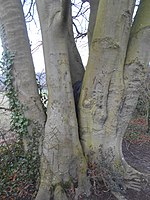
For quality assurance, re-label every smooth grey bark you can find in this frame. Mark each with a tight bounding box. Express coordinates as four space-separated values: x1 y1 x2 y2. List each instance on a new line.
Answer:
0 0 46 151
67 4 85 85
36 0 91 199
88 0 100 47
79 0 150 199
79 0 137 157
0 0 150 200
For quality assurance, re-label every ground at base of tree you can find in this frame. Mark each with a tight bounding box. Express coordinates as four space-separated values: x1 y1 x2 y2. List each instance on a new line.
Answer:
122 139 150 200
88 136 150 200
1 130 150 200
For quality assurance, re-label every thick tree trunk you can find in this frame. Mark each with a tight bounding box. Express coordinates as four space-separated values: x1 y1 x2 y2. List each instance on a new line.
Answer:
79 0 150 199
1 0 150 199
0 0 46 151
79 0 136 157
36 0 90 199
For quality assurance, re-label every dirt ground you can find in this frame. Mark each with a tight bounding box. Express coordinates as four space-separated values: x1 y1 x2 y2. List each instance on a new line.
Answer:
123 139 150 200
90 137 150 200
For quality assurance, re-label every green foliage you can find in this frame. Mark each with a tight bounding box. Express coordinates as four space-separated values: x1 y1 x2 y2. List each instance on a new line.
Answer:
0 49 40 199
0 141 38 199
0 50 29 137
36 77 48 113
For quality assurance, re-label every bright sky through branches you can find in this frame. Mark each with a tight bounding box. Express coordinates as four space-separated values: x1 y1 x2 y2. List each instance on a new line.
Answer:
0 0 89 73
0 0 141 73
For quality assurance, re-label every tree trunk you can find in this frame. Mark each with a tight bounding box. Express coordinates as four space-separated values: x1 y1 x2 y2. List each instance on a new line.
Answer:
0 0 46 151
79 0 150 198
67 4 85 85
88 0 100 47
36 0 91 199
1 0 150 199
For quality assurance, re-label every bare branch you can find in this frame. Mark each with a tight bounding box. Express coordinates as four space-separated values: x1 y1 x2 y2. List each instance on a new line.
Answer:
0 106 11 111
73 21 87 39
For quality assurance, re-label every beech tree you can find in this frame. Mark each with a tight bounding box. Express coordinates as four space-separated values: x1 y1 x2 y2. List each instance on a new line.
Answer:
0 0 150 199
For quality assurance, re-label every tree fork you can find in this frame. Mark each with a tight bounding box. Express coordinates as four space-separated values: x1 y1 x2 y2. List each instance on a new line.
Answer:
36 0 91 199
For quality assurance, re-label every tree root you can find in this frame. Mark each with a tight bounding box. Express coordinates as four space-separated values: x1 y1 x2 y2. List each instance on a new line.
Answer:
96 145 150 200
123 159 150 191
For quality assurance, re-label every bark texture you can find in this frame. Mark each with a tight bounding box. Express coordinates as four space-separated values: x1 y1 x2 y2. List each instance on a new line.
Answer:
88 0 100 47
79 0 150 198
0 0 46 151
36 0 90 199
67 4 85 85
0 0 150 199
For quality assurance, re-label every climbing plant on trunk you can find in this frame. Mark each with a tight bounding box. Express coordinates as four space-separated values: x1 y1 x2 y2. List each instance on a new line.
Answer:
0 0 150 199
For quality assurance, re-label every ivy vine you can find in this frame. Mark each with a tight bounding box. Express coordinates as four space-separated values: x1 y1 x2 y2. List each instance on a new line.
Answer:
0 23 44 198
0 49 41 199
0 50 29 137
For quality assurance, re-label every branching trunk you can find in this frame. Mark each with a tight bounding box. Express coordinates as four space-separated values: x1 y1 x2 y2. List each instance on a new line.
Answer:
1 0 150 199
79 0 150 199
79 0 136 158
36 0 90 199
